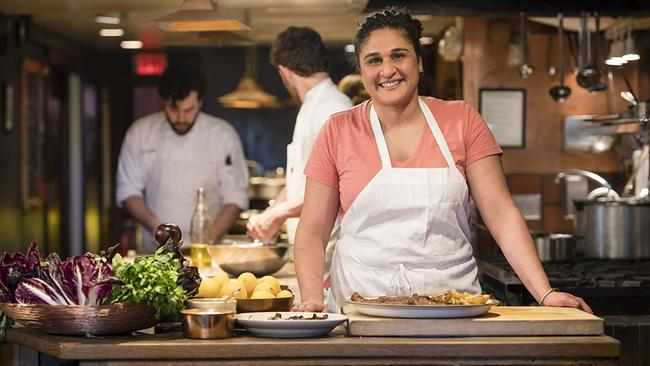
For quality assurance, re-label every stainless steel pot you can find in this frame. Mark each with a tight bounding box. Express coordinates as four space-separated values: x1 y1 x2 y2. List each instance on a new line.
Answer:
574 198 650 259
532 231 575 262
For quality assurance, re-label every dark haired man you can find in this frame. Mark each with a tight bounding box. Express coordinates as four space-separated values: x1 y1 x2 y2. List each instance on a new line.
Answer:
247 26 352 249
117 63 248 252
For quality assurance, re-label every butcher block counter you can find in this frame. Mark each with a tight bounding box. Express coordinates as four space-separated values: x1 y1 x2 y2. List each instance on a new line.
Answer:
8 326 619 366
4 262 619 365
7 315 620 366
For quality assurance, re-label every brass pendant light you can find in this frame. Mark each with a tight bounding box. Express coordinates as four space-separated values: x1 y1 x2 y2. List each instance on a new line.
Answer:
152 0 250 32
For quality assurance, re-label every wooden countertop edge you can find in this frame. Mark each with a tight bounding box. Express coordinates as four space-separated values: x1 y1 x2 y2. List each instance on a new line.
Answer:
7 328 620 360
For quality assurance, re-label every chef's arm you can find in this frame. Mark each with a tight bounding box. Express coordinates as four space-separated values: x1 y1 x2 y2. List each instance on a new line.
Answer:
293 178 340 311
247 187 303 242
467 156 591 312
123 196 160 232
210 203 241 242
267 186 303 220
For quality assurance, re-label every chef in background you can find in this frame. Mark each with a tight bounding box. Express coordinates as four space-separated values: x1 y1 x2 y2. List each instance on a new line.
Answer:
116 63 248 252
247 26 352 256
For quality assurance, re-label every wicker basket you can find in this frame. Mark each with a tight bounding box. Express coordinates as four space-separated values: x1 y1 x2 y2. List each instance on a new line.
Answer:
0 302 157 335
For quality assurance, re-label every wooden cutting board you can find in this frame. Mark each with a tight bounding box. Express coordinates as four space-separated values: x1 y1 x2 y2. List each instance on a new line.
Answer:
344 306 603 337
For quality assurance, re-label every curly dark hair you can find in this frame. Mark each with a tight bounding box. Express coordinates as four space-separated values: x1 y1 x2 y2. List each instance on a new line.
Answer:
158 63 207 103
270 26 329 76
352 7 423 71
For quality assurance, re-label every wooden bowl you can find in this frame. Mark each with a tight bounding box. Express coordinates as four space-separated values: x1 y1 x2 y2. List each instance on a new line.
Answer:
235 286 294 313
0 302 157 335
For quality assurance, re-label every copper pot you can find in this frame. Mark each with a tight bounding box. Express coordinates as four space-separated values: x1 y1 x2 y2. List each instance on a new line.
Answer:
180 309 235 339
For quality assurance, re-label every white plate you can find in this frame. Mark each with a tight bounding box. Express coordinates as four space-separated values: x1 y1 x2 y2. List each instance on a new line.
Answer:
347 299 499 318
236 312 348 338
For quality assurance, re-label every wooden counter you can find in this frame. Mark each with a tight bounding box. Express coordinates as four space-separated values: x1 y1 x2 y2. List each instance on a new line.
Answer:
8 326 619 366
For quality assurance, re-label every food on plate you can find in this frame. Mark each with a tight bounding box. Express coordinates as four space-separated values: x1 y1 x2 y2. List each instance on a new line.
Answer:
268 313 329 320
350 289 491 306
196 276 224 298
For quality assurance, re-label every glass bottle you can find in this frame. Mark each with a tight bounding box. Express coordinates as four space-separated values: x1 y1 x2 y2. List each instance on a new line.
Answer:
189 187 213 268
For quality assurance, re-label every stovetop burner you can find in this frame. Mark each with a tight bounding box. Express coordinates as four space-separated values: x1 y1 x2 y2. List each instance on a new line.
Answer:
479 257 650 315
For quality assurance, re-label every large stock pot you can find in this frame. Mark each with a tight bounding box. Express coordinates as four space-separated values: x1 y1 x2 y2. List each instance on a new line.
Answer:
574 197 650 259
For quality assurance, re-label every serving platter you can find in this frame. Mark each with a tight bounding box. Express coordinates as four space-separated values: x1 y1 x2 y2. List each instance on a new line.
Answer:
346 299 499 318
236 312 348 338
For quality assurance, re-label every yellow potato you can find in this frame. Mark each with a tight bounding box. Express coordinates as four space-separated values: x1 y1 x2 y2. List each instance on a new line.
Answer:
213 273 230 287
197 276 224 298
250 291 275 299
259 275 281 294
237 272 258 295
276 290 293 298
252 282 275 295
219 279 248 299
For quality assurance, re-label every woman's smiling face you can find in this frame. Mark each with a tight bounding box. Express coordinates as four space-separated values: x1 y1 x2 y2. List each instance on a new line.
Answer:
359 28 422 108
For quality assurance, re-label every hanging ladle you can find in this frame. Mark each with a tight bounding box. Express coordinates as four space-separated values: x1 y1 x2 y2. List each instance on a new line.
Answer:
518 12 534 79
587 12 607 93
549 13 571 102
545 33 557 76
576 12 600 89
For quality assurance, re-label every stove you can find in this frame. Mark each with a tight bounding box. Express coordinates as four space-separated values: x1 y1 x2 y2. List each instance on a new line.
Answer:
479 257 650 315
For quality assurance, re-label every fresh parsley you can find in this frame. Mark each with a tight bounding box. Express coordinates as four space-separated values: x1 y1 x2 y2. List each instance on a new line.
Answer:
110 247 187 320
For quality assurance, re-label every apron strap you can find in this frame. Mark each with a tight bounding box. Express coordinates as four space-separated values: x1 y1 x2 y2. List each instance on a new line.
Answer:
369 98 457 169
369 104 392 169
418 98 456 169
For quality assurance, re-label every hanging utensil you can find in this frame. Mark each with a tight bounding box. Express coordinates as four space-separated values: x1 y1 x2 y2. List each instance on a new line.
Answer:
545 33 557 76
621 91 638 106
518 12 534 79
587 12 607 93
549 13 571 103
576 12 600 89
567 33 580 75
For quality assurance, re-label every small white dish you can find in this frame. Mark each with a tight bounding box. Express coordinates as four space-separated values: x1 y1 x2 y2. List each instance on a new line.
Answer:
236 312 348 338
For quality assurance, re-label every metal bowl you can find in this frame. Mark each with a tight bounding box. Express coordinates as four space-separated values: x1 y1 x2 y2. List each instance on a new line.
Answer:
207 240 290 277
186 298 237 312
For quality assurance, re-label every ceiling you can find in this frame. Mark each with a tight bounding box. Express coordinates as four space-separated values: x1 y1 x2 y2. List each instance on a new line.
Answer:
0 0 455 51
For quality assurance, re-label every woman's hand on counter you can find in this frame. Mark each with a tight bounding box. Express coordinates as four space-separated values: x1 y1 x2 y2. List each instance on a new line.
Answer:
292 300 326 312
543 291 593 314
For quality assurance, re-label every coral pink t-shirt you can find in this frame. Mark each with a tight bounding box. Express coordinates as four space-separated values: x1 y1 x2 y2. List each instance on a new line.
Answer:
304 97 503 219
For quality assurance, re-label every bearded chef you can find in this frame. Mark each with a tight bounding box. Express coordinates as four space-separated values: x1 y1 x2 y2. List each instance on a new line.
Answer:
116 63 248 252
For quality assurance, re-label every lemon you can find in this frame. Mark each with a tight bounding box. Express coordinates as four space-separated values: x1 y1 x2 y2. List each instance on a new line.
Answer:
219 279 248 299
197 276 224 298
250 291 275 299
259 275 281 294
252 282 275 295
276 290 293 298
237 272 258 295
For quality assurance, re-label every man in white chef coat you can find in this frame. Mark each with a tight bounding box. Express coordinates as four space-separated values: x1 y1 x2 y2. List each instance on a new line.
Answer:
116 63 248 252
247 27 352 249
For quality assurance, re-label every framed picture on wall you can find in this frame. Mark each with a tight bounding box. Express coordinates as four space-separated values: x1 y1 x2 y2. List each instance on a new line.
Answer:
478 88 526 148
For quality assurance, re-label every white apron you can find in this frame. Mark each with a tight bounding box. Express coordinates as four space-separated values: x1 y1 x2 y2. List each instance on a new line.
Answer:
144 124 222 250
328 98 480 312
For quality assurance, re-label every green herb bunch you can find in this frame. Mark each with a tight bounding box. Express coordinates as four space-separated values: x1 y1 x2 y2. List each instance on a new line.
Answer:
110 247 187 319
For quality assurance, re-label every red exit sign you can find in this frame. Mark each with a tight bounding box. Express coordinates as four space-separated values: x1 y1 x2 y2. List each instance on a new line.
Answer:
135 53 167 76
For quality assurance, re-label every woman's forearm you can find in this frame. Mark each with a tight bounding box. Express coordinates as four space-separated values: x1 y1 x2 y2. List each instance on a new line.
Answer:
294 227 326 303
484 204 552 302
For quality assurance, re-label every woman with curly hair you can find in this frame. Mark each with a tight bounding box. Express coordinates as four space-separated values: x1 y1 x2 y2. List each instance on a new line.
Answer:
292 7 592 314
